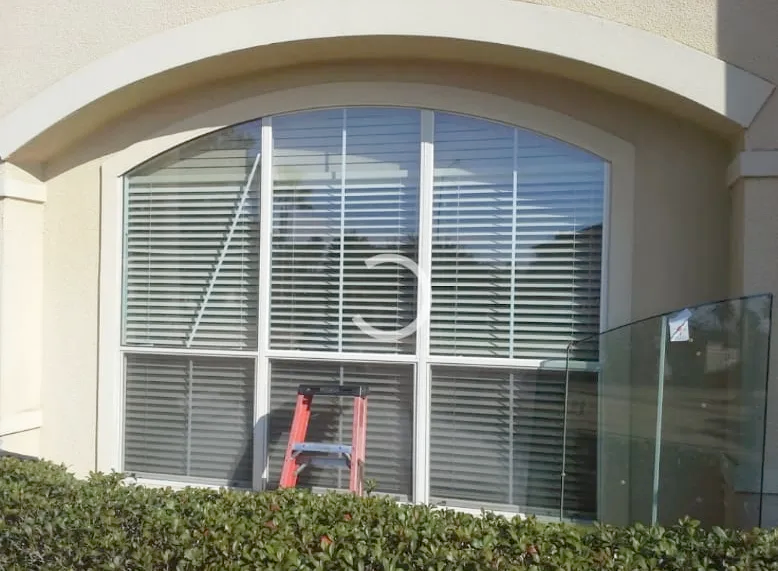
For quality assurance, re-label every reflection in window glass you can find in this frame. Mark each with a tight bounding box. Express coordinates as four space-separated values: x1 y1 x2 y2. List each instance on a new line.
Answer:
124 353 254 486
430 365 597 518
123 122 261 350
268 360 414 498
430 113 605 360
119 109 606 516
270 108 421 354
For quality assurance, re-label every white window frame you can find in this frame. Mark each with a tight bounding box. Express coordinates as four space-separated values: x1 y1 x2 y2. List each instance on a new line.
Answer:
97 82 635 514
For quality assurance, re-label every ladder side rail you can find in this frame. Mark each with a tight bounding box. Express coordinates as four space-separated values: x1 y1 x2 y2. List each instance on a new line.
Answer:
279 392 313 488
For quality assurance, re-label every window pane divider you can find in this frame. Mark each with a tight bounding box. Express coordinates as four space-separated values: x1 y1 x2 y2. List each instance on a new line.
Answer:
508 371 514 505
120 346 257 358
266 349 417 364
256 118 274 490
337 109 347 352
507 132 518 504
509 129 519 359
426 354 599 372
414 109 435 504
599 162 612 330
185 359 194 475
596 161 611 518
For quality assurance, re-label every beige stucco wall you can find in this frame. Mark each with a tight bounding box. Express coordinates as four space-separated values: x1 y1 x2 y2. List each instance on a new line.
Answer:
0 197 43 421
731 178 778 526
1 0 775 526
0 163 45 457
36 62 731 479
0 0 776 122
40 161 101 475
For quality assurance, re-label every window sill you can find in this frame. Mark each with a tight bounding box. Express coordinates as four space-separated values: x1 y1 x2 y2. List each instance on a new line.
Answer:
123 477 593 524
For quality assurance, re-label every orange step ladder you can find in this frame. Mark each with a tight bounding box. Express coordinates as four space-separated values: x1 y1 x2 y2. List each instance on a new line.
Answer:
279 384 368 495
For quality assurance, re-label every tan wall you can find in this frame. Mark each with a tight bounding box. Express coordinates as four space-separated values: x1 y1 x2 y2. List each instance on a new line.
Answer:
37 62 731 477
0 198 43 419
40 161 101 475
0 0 772 527
0 189 44 458
0 0 776 122
731 178 778 526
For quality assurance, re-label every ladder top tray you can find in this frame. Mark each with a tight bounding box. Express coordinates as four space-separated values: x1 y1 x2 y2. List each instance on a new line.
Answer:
297 384 369 397
292 442 353 455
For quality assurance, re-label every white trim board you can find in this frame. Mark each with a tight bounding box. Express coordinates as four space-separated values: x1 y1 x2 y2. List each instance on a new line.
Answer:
0 0 773 158
0 163 46 204
0 410 42 437
727 150 778 187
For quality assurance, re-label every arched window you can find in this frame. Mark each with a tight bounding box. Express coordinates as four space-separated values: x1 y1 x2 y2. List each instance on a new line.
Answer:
120 107 606 518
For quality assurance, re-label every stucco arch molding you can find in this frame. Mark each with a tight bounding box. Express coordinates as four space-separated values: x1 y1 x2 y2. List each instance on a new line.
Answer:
0 0 773 159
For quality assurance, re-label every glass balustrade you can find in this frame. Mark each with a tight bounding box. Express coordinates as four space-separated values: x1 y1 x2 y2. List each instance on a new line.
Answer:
561 294 772 529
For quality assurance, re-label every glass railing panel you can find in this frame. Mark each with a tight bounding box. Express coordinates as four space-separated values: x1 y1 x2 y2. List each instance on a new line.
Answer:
563 294 772 529
561 314 667 523
657 295 771 528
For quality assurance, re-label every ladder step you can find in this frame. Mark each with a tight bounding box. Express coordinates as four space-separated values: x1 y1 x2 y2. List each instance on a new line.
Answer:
292 442 352 455
307 456 351 469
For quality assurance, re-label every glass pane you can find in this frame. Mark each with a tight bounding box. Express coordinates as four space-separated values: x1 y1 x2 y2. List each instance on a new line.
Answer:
566 294 773 527
430 365 597 517
660 296 771 527
124 353 254 486
268 360 414 498
123 122 261 350
270 108 420 354
430 112 605 359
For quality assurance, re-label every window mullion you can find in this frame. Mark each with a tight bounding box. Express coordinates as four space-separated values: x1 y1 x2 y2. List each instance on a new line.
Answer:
596 162 612 520
599 162 612 330
186 358 194 477
508 371 514 505
120 346 257 358
255 117 274 490
508 129 518 505
337 109 347 352
414 109 435 504
510 128 518 359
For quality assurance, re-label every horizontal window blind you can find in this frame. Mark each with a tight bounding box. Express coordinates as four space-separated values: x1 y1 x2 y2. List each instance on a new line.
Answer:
267 360 414 498
123 122 261 350
430 113 605 360
124 353 254 486
117 108 607 512
430 366 597 518
270 108 420 354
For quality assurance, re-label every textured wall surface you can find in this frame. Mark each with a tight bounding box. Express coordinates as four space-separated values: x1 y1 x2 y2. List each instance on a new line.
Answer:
0 0 776 121
2 0 776 525
41 160 101 475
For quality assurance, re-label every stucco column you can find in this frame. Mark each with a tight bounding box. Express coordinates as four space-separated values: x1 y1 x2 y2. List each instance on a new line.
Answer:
0 162 44 456
729 92 778 525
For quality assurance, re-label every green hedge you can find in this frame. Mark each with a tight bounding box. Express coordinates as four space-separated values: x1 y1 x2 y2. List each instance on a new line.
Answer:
1 457 777 570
